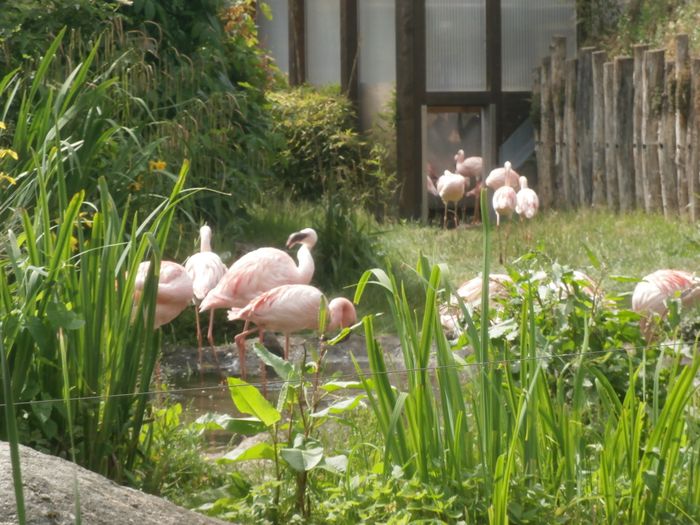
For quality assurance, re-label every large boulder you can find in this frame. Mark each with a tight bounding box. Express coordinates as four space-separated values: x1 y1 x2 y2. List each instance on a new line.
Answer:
0 441 230 525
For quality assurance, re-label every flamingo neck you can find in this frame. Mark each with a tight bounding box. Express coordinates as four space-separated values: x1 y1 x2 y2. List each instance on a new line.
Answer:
200 229 212 252
296 245 315 284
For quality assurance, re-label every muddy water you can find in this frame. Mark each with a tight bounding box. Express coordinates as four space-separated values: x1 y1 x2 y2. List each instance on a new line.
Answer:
160 333 400 421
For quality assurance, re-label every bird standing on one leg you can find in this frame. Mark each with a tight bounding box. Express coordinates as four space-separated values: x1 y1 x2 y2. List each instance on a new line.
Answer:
184 225 227 370
199 228 317 378
437 169 466 229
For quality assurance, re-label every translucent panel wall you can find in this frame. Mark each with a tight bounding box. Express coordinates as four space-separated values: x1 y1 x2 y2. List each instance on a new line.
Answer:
502 0 576 91
425 110 482 176
358 0 396 129
256 0 289 74
306 0 341 85
426 0 487 92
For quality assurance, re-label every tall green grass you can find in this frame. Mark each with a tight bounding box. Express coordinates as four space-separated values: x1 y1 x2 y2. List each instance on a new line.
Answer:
353 190 700 523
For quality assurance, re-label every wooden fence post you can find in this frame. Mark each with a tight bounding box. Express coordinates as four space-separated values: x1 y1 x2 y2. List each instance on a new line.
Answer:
633 44 649 209
592 50 607 206
551 36 567 204
576 47 595 206
660 60 678 217
604 61 618 210
689 59 700 221
642 49 664 213
615 57 635 212
539 57 555 209
675 35 690 217
564 58 578 207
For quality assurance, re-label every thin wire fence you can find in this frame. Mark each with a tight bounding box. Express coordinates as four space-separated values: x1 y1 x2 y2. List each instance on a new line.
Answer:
0 339 692 410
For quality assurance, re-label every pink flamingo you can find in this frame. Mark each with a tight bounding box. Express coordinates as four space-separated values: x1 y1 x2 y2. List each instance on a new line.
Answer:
198 228 317 377
492 181 517 264
134 260 193 329
632 269 700 337
454 150 483 180
228 284 357 363
436 169 466 228
184 225 227 368
485 161 520 191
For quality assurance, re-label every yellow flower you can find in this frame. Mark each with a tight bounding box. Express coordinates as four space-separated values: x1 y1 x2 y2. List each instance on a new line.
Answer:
0 148 19 161
0 121 6 130
0 172 17 185
148 159 167 171
128 176 144 192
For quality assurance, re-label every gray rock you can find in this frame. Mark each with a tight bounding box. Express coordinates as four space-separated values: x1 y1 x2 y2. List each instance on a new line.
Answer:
0 441 230 525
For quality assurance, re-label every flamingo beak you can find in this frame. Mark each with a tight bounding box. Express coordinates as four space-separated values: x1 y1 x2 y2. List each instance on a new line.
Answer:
286 231 307 249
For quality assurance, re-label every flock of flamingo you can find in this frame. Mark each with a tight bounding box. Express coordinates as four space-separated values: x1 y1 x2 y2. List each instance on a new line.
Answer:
130 152 699 383
133 225 356 379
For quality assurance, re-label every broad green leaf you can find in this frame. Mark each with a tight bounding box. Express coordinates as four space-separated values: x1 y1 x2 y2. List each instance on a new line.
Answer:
221 441 276 462
194 413 267 436
321 380 364 392
311 395 366 418
280 435 324 472
227 377 280 427
252 343 297 382
317 454 348 475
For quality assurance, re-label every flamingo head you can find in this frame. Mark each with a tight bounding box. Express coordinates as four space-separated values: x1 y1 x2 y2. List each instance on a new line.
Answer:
286 227 318 249
519 176 528 189
327 297 357 331
454 149 465 163
504 161 512 172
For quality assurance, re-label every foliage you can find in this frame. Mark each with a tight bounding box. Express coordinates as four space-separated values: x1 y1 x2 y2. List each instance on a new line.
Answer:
266 86 396 215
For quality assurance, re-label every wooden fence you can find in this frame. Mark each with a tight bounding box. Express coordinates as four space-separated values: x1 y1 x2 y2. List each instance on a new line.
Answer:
534 35 700 220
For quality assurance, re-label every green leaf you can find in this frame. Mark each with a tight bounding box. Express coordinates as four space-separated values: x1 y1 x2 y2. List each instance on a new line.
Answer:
311 394 366 417
227 377 281 427
222 442 276 462
280 435 324 472
318 454 348 475
194 413 267 436
320 380 364 392
252 343 297 382
46 302 85 331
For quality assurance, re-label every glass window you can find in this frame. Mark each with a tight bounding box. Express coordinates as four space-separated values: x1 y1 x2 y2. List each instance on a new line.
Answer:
426 0 487 92
256 0 290 74
358 0 396 129
502 0 576 91
306 0 341 85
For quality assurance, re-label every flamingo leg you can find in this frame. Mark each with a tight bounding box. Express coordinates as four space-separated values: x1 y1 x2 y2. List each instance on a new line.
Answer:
234 319 254 379
206 309 221 369
284 333 290 361
258 328 267 396
473 193 480 224
453 202 459 228
443 203 448 229
194 305 204 372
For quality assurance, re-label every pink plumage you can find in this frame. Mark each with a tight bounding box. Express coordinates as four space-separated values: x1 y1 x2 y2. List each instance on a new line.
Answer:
134 260 193 329
184 225 227 366
228 284 357 361
485 161 520 191
199 228 317 313
632 269 700 317
454 150 483 180
436 169 466 228
492 185 517 226
199 227 317 377
515 176 539 220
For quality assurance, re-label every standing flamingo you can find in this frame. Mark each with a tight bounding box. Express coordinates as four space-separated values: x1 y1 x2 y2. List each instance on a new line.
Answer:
228 284 357 363
134 260 193 329
454 151 483 223
516 175 539 243
436 169 466 228
492 182 517 264
199 227 317 377
184 225 227 368
632 269 700 338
